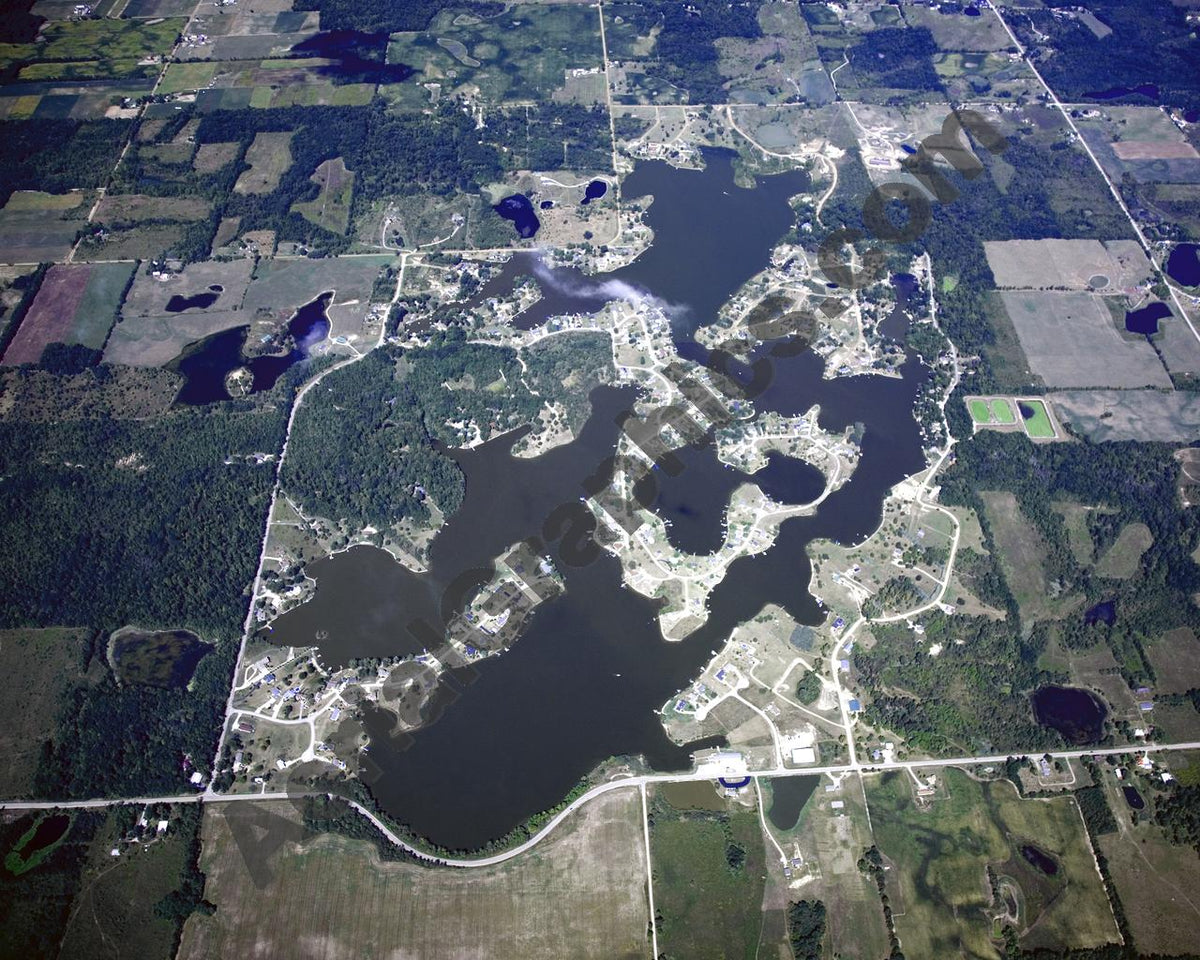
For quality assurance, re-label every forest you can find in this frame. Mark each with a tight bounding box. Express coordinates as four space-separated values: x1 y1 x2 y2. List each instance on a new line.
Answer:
0 118 134 206
292 0 501 34
787 900 827 960
847 27 941 92
1014 0 1200 112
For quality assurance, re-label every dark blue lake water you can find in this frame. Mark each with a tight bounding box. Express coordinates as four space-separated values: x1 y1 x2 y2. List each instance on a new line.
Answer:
173 292 331 405
271 150 930 849
1167 243 1200 287
1031 685 1107 744
1125 302 1172 335
494 194 540 239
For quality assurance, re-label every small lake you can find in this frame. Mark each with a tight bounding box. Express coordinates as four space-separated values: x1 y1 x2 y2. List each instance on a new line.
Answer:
173 292 331 405
493 194 540 239
1125 302 1171 335
22 814 70 856
1031 685 1108 744
767 775 819 830
165 284 223 313
1167 243 1200 287
1020 843 1059 876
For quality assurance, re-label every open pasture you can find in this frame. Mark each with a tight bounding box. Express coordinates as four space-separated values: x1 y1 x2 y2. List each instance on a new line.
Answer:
180 792 651 960
867 768 1118 958
387 3 602 108
902 5 1013 49
95 194 211 224
998 291 1171 389
234 131 294 194
0 196 85 263
983 239 1153 291
1147 627 1200 695
0 627 91 796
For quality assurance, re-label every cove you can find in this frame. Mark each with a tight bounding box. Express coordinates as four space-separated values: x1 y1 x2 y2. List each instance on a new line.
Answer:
270 151 929 849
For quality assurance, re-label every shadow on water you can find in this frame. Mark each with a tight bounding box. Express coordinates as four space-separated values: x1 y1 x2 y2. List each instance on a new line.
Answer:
271 150 931 848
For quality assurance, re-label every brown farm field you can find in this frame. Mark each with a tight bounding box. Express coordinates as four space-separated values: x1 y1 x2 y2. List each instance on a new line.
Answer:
179 790 651 960
0 262 131 365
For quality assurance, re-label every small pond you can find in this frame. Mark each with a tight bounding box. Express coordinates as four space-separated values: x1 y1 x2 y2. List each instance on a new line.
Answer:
493 194 540 238
766 775 819 831
22 814 70 857
1125 302 1172 335
1166 243 1200 287
1020 843 1059 876
1084 599 1116 626
1031 685 1108 744
1123 785 1146 810
580 179 608 204
110 627 211 688
165 284 223 313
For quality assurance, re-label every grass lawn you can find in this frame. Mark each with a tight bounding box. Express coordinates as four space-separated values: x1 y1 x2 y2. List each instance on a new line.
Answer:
968 398 991 424
988 398 1015 424
1018 399 1055 438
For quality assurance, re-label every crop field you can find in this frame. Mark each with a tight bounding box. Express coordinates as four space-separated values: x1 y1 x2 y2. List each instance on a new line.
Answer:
1075 106 1200 185
180 791 651 960
234 132 294 195
0 202 83 263
1049 389 1200 442
103 311 249 367
388 4 603 110
867 768 1118 958
1 262 133 364
1147 627 1200 694
980 491 1081 623
649 785 767 960
984 239 1153 292
95 194 211 224
0 627 91 796
998 291 1171 389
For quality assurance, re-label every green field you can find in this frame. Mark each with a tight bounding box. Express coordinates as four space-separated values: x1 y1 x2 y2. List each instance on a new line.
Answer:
649 787 766 960
968 397 1017 425
989 399 1016 424
867 768 1119 957
1018 399 1056 438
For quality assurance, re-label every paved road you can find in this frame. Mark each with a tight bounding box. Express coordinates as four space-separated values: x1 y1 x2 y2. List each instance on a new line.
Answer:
6 740 1199 867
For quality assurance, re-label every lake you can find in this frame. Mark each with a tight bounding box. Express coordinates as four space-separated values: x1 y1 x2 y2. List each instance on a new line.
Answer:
270 149 929 849
1031 685 1108 744
173 292 332 405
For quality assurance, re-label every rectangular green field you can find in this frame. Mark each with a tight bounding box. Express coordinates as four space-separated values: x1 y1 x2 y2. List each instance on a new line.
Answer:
1018 399 1055 438
968 398 990 423
73 261 136 348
